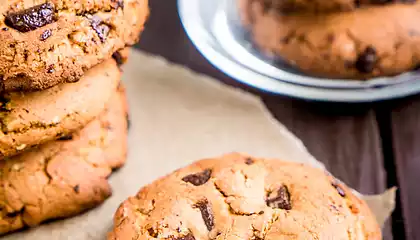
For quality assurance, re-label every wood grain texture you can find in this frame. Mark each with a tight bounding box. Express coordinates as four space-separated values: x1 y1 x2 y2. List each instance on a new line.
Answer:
135 0 393 238
391 96 420 240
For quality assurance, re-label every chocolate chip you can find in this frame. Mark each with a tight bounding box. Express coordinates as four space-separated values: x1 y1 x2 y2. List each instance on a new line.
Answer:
182 169 212 186
332 182 346 197
40 29 52 41
355 46 377 73
6 211 19 218
5 3 57 33
58 134 73 141
90 15 110 42
266 185 292 210
147 228 158 238
73 185 80 193
245 157 254 165
194 199 214 231
112 51 124 66
2 27 9 31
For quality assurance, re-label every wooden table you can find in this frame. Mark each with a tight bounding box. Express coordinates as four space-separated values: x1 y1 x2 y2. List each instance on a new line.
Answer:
135 1 419 239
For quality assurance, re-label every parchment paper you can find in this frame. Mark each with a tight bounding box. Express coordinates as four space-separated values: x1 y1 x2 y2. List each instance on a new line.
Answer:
4 50 395 240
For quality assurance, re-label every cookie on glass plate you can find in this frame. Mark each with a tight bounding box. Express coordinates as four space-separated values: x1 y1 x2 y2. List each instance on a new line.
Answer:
239 0 420 79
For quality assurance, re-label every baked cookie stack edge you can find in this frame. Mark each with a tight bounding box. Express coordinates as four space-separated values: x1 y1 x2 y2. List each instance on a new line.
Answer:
0 0 148 235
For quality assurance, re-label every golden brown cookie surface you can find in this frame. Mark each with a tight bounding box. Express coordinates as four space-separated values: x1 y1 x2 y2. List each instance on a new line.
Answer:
0 58 121 160
109 153 381 240
0 0 148 92
239 0 420 79
0 86 128 235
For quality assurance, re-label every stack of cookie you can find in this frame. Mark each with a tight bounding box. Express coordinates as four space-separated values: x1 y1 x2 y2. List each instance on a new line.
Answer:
238 0 420 79
0 0 148 235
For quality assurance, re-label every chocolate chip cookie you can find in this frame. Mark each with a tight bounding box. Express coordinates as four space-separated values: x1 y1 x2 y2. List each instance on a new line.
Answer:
109 153 381 240
0 58 121 160
239 0 420 79
250 0 416 13
0 86 128 235
0 0 148 92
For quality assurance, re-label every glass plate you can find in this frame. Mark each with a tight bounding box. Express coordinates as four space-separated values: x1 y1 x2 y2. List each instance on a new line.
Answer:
178 0 420 102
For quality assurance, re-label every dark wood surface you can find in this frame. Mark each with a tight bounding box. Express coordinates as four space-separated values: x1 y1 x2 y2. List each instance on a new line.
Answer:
135 0 417 239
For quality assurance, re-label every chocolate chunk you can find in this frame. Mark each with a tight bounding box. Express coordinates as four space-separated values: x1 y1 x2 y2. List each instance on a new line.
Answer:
182 169 212 186
112 51 124 66
245 157 254 165
6 211 20 218
40 29 52 41
5 3 57 33
355 46 377 73
266 185 292 210
332 182 346 197
90 16 110 42
147 228 158 238
58 134 73 141
194 199 214 231
73 185 80 193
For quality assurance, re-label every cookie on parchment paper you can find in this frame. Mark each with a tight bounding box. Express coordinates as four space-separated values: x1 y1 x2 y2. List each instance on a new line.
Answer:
0 86 128 235
109 153 381 240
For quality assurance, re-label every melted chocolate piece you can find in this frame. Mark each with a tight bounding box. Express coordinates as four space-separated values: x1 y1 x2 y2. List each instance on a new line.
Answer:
355 46 377 73
182 169 212 186
58 134 73 141
266 185 292 210
194 199 214 231
245 157 254 165
112 51 125 66
5 3 57 32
